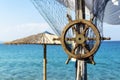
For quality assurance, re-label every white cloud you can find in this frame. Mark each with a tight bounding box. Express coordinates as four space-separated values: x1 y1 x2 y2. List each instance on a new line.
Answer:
0 23 55 41
112 0 119 6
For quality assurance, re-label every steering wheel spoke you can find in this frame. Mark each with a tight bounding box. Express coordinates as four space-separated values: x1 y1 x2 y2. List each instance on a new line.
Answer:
65 38 76 41
86 37 96 40
71 44 79 54
72 26 77 32
82 24 89 34
81 44 89 53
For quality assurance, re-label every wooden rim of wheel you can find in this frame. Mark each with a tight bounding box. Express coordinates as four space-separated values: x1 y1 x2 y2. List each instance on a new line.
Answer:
61 19 101 60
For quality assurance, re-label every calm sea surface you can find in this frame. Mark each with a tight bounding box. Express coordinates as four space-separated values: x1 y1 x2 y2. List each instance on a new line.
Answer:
0 41 120 80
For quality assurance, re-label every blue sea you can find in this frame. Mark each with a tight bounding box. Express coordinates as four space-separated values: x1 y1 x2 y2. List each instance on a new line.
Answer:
0 41 120 80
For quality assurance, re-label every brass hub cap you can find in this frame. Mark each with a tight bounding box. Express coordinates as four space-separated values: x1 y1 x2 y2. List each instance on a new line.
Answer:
76 34 85 44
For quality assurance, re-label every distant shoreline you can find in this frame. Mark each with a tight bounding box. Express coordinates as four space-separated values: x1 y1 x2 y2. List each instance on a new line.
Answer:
0 40 120 45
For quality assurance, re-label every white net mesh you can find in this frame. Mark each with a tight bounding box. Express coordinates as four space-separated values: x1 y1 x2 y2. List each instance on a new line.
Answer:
31 0 75 36
30 0 110 53
104 0 120 25
31 0 109 38
93 0 109 37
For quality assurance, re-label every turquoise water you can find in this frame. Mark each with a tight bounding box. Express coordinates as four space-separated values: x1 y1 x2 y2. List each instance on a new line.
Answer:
0 41 120 80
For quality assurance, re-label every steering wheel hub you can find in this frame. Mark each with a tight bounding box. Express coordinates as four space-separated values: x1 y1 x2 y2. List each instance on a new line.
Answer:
76 34 85 44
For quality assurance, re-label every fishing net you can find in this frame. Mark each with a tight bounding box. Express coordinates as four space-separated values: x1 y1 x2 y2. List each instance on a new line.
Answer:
93 0 109 37
31 0 75 36
30 0 110 37
87 0 109 49
104 0 120 25
31 0 110 54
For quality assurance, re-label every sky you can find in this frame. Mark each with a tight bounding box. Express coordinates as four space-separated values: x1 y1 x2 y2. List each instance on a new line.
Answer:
0 0 120 42
0 0 54 42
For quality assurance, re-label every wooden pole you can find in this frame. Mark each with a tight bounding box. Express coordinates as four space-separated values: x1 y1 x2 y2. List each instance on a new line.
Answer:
75 0 87 80
43 44 47 80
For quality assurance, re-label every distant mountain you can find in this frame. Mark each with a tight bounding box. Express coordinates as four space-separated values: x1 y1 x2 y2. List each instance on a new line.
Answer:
43 31 54 35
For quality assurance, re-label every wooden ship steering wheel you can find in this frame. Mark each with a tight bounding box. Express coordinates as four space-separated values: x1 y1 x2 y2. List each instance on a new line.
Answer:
61 19 101 60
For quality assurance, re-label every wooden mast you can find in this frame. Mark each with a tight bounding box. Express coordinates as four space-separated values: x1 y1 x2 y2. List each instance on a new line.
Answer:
75 0 87 80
